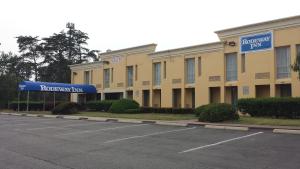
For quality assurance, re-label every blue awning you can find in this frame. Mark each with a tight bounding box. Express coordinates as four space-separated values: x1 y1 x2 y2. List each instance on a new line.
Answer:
18 81 97 93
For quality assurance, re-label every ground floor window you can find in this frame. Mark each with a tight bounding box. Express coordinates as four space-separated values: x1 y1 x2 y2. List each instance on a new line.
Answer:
209 87 221 104
276 84 292 97
255 85 270 98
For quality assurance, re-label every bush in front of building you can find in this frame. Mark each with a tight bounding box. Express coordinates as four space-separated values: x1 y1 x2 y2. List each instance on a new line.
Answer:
195 103 239 122
139 107 195 114
86 100 116 112
237 97 300 119
108 99 140 113
9 101 61 111
52 102 81 115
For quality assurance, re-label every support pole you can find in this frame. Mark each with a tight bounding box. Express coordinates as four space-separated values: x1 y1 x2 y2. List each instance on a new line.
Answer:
26 91 29 112
17 91 20 112
53 92 56 109
43 93 46 111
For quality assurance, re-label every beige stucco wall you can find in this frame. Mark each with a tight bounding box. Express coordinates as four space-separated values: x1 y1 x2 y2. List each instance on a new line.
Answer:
70 16 300 108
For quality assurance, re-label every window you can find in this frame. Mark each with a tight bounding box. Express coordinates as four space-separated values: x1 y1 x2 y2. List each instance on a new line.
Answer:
127 66 133 87
153 62 161 86
198 57 202 76
104 69 110 88
226 53 238 81
135 65 138 81
276 46 291 79
185 58 195 84
84 71 90 84
111 68 113 83
297 44 300 57
241 53 245 73
163 61 166 79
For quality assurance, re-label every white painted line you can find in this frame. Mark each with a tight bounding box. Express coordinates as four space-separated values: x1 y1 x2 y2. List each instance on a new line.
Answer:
0 123 29 127
273 129 300 135
104 127 197 144
56 123 149 136
179 132 263 154
23 122 108 131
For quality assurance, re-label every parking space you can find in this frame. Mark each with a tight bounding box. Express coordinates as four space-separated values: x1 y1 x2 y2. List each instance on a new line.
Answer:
0 114 299 169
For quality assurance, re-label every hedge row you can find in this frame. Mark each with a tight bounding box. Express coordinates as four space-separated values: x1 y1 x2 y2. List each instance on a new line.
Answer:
9 101 61 111
139 107 195 114
237 97 300 119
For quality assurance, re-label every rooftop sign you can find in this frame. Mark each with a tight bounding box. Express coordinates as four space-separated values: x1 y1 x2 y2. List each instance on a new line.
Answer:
240 32 273 53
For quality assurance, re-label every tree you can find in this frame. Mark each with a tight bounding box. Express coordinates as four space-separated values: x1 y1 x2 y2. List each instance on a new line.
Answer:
39 23 98 83
16 36 42 81
292 51 300 79
0 52 32 108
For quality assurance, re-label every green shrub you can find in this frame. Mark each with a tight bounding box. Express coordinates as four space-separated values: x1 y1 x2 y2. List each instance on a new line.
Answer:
109 99 139 113
51 102 81 115
237 97 300 119
86 100 115 112
195 103 239 122
124 109 141 113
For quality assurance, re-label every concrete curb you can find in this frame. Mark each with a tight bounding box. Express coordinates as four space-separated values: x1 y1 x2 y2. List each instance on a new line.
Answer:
118 119 143 124
85 117 108 122
156 121 188 127
205 125 249 131
1 112 300 132
273 129 300 135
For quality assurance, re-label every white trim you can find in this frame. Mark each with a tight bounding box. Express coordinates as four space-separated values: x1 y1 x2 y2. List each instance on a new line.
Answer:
216 15 300 39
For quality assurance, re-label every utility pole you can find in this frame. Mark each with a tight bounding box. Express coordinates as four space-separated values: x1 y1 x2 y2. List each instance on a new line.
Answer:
66 23 75 61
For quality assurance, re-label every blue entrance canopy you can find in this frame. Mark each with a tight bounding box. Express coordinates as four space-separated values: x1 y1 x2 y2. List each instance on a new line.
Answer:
19 81 97 94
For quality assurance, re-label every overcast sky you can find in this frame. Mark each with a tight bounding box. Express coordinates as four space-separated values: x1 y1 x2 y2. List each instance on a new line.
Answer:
0 0 299 54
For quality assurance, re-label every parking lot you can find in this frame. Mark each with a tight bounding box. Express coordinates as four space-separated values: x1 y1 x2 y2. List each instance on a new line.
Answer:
0 114 299 169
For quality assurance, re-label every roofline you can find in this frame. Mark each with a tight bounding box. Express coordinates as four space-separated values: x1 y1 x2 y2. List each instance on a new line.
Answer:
69 61 103 69
100 43 157 56
149 42 223 57
215 15 300 38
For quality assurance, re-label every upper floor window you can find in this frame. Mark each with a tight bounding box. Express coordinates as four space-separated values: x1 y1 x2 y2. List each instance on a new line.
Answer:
153 62 161 86
241 54 246 73
226 53 237 81
276 46 291 79
297 44 300 56
163 61 167 79
198 57 202 76
104 69 110 88
127 66 133 87
135 65 138 81
185 58 195 84
84 71 90 84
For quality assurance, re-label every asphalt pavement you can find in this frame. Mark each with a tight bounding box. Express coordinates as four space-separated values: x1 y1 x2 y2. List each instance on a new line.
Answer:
0 114 299 169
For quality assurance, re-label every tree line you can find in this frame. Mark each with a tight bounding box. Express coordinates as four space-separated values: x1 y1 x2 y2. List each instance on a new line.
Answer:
0 23 98 108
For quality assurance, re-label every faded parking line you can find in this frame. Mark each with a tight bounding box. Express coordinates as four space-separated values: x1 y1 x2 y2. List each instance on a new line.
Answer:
56 123 149 136
21 121 108 131
104 127 197 143
179 132 263 154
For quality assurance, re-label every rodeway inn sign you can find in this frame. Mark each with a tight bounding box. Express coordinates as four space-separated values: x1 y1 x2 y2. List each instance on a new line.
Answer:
240 32 273 53
40 85 84 93
18 81 97 93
